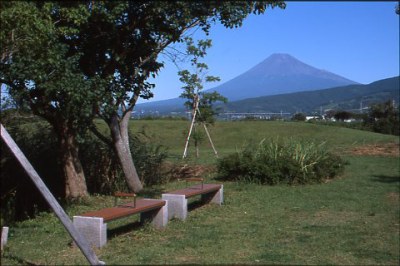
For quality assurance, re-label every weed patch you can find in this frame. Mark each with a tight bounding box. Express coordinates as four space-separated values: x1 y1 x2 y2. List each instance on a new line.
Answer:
217 138 346 185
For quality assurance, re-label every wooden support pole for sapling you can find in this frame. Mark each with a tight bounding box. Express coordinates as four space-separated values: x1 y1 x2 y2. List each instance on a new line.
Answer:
182 95 219 159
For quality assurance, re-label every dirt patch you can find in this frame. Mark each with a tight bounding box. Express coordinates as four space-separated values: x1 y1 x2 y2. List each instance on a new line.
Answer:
386 192 399 205
349 142 399 157
162 162 216 180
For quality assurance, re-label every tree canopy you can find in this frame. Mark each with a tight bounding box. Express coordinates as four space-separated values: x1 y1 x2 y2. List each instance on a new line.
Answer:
1 1 286 197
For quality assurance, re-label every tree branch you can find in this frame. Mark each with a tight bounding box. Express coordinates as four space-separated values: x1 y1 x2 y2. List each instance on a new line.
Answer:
88 122 113 147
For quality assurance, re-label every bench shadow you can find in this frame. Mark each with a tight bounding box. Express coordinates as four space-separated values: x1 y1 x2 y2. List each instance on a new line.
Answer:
187 198 208 212
107 220 144 240
372 175 400 184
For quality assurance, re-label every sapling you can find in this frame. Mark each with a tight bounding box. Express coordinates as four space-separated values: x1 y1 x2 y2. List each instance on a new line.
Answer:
179 37 227 158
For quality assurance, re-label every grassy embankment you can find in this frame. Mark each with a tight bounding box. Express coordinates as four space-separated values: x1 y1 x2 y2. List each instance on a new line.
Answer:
1 120 399 265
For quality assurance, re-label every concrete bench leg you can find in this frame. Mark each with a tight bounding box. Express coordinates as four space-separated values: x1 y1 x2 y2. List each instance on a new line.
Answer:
201 185 224 205
140 200 169 229
1 227 9 250
161 194 188 221
73 216 107 248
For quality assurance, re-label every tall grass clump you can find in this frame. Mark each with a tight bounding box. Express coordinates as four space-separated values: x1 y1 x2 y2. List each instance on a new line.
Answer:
217 138 345 185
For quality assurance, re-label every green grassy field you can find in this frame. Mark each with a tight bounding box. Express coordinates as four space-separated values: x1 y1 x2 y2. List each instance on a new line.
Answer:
128 120 397 163
1 120 399 265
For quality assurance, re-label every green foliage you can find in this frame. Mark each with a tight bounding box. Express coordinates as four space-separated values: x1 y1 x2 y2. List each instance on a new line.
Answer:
178 37 226 122
0 117 61 223
217 138 346 185
0 2 96 129
1 1 285 196
0 116 168 223
292 113 306 121
79 130 168 192
48 1 284 121
128 131 169 187
363 100 399 136
334 110 352 121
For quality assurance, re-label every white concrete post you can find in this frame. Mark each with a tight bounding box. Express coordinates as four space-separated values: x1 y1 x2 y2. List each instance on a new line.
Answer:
73 217 107 248
202 185 224 205
140 200 169 228
161 194 188 220
1 227 9 250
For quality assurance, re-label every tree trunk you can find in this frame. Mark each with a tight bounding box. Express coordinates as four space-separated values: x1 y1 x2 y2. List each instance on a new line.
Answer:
57 124 88 199
109 113 143 193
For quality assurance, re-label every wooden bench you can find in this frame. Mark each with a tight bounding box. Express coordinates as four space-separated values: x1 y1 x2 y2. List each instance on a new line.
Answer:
162 178 223 221
73 193 168 248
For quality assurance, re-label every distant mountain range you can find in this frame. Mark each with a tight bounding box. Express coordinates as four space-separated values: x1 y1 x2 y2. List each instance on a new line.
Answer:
220 76 399 114
136 53 398 115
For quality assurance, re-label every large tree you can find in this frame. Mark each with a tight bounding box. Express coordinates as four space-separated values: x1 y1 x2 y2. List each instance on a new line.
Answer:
0 2 96 199
1 1 286 197
67 1 286 192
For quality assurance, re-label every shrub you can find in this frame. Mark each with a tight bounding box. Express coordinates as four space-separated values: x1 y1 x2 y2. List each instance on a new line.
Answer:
217 138 345 185
79 130 168 193
1 118 61 223
128 131 169 187
292 113 306 121
363 101 399 136
1 115 168 223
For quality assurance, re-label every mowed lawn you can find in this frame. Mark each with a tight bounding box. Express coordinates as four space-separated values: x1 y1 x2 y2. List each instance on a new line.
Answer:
1 121 399 265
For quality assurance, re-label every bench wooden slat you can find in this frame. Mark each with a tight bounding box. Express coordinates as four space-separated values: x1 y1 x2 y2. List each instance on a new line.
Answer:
114 192 136 197
167 184 221 199
80 199 165 222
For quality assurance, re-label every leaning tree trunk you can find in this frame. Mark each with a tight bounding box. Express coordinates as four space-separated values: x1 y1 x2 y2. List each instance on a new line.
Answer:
56 123 88 199
109 112 143 193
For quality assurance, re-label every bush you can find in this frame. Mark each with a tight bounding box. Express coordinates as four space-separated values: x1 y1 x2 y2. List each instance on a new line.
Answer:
1 115 168 223
217 138 346 185
292 113 306 121
363 101 399 136
128 131 169 187
79 130 168 193
1 118 61 223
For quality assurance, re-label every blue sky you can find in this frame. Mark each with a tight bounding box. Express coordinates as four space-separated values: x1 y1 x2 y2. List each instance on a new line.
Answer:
139 1 399 103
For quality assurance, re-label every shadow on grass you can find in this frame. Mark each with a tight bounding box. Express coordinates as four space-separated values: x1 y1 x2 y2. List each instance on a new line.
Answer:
372 175 400 184
1 252 38 266
107 221 144 240
188 198 208 212
105 196 210 241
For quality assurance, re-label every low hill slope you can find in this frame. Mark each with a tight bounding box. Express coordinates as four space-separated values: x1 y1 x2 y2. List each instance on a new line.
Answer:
221 76 399 113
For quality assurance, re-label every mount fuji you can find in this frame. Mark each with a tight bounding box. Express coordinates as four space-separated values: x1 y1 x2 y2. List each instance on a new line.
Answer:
136 53 359 113
206 53 359 101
